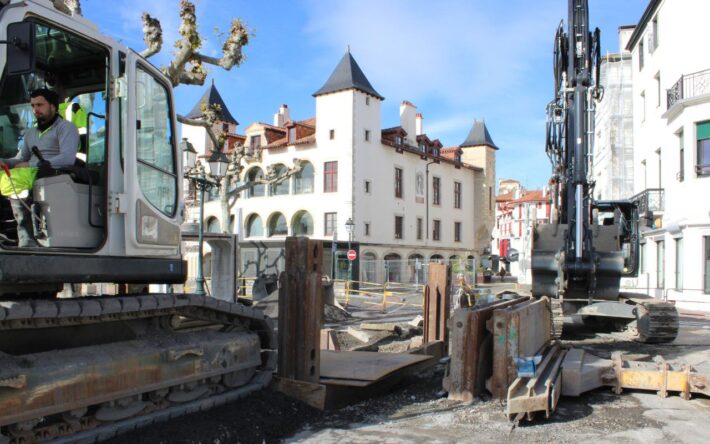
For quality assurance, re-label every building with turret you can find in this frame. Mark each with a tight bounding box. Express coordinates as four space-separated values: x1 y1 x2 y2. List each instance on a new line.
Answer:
184 51 497 283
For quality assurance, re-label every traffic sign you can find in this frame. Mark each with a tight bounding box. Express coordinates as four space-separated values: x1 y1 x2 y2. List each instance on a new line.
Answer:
347 249 357 261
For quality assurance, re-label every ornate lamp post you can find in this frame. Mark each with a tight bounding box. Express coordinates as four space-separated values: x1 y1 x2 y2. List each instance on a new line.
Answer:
345 217 354 286
183 140 229 296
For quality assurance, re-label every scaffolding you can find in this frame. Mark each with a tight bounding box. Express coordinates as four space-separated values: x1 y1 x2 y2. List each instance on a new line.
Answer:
593 52 635 201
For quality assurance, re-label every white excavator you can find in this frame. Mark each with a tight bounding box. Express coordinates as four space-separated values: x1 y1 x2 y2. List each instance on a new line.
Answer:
0 1 275 442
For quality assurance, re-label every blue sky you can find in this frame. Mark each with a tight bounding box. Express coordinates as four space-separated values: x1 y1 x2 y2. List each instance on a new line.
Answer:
84 0 649 190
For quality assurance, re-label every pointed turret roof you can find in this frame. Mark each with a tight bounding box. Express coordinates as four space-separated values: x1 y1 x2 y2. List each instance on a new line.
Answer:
185 80 238 125
313 50 384 100
459 119 498 150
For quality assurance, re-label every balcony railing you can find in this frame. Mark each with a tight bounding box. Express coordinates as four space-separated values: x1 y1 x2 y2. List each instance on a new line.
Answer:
667 68 710 109
631 188 664 214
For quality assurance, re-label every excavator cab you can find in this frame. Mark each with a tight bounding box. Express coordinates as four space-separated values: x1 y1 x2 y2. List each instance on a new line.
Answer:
0 4 185 295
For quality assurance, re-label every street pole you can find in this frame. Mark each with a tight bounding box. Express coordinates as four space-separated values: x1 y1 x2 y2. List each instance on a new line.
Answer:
195 175 206 296
348 231 353 285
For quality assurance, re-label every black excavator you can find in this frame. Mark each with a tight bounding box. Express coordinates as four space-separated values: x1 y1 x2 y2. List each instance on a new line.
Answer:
531 0 679 343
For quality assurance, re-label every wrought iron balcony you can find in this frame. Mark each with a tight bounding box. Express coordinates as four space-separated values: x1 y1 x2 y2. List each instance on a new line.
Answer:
667 68 710 109
631 188 664 214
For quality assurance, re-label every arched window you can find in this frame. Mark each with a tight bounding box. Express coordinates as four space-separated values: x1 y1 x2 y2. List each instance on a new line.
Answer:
247 167 265 198
408 254 425 284
362 252 377 283
268 212 288 237
449 255 462 274
246 214 263 237
384 253 402 283
292 211 314 236
269 164 290 195
430 254 444 264
294 161 314 194
206 217 221 233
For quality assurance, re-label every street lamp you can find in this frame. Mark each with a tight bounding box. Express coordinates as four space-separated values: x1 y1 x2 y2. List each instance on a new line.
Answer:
184 143 229 296
345 217 355 286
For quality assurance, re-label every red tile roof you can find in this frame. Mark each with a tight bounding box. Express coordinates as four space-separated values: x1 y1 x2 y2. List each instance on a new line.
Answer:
496 192 514 202
509 190 550 204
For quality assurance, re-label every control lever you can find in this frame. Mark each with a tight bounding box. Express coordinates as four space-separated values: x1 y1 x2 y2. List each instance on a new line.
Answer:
30 146 53 178
30 146 46 163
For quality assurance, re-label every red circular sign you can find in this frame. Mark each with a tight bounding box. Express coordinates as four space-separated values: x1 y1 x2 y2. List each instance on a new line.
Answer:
347 250 357 261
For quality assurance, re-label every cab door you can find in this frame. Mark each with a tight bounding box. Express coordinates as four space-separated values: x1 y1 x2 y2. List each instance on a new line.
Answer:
122 52 182 258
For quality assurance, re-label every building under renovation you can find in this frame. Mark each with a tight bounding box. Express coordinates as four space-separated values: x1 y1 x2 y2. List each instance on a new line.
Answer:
593 26 635 201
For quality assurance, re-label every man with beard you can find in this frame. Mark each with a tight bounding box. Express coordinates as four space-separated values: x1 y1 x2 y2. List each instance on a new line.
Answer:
0 88 79 247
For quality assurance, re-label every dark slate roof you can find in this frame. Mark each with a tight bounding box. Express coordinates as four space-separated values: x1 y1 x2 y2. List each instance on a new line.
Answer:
185 81 238 125
313 50 384 100
459 119 498 150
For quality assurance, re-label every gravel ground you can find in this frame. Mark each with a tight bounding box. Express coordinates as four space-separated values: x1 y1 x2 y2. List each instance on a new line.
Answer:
106 288 710 444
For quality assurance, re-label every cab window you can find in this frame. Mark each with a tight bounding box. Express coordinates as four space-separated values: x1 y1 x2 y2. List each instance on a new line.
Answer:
135 67 176 217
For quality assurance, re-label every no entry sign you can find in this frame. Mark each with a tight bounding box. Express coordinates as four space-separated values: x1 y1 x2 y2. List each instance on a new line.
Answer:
347 249 357 261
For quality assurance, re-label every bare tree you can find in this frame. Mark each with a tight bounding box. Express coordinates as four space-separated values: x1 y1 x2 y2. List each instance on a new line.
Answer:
52 0 82 16
137 0 302 232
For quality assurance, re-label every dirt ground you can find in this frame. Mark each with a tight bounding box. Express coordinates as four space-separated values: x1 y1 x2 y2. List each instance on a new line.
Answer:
107 312 710 444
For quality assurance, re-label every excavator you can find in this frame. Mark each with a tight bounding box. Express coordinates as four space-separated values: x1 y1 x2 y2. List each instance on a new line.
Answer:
0 1 274 442
531 0 679 343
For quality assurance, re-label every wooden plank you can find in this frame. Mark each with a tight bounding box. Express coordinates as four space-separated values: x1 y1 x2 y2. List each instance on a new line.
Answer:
278 237 323 383
320 350 431 382
424 263 450 345
272 376 327 410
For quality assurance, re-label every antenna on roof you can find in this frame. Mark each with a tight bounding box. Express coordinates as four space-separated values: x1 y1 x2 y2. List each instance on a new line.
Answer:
347 44 350 53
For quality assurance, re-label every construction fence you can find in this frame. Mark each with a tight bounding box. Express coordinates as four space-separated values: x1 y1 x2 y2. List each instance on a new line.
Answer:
235 257 480 315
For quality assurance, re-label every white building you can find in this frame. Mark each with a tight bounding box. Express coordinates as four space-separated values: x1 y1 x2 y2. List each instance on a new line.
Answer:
186 51 497 283
626 0 710 311
492 182 551 284
593 26 635 201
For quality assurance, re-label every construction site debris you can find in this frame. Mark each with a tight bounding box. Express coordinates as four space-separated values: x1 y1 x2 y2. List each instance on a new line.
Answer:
277 237 323 384
409 315 424 327
506 343 566 422
423 263 450 346
347 326 373 343
487 297 552 399
443 296 531 402
561 348 710 400
360 322 403 333
320 328 340 351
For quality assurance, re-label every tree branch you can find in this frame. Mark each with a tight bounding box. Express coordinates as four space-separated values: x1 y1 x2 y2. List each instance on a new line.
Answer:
177 114 222 149
148 0 251 87
52 0 82 16
140 13 163 59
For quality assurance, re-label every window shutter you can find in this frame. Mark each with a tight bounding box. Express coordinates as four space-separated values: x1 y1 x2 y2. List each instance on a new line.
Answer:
697 122 710 140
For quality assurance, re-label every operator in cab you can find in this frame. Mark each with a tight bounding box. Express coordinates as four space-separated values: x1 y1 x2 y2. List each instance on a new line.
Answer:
0 88 80 247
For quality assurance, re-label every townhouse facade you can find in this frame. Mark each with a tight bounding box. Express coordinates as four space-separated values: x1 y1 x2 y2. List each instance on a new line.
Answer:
492 180 552 284
626 0 710 311
184 51 497 284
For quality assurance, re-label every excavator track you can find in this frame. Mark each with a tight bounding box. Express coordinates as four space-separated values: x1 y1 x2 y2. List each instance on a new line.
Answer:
0 294 276 443
626 299 679 344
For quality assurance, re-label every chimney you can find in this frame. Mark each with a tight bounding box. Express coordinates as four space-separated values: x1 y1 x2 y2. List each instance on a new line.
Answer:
415 113 423 135
273 104 290 127
399 101 417 143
